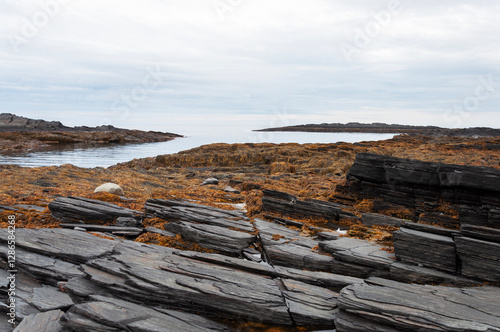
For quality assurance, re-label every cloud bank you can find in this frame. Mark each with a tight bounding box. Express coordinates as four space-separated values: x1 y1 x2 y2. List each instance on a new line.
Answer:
0 0 498 134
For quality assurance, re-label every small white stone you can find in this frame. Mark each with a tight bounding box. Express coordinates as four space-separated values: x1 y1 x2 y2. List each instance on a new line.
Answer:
94 183 124 195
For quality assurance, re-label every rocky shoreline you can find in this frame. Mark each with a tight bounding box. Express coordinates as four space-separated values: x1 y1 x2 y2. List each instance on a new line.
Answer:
0 113 181 153
256 122 500 137
1 150 500 331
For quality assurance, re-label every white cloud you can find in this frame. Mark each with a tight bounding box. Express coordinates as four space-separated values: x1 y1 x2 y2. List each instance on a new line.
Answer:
0 0 498 132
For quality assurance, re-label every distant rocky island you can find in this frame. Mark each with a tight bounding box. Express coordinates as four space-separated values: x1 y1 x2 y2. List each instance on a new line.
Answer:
256 122 500 137
0 113 181 152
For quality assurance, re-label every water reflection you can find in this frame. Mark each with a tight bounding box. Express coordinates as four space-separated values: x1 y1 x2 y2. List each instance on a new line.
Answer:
0 132 396 168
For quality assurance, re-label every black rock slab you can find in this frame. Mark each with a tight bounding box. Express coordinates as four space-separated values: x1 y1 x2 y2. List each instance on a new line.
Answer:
49 196 142 222
455 236 500 282
402 221 460 237
164 220 256 255
281 278 338 327
393 227 457 273
13 310 65 332
362 213 403 227
145 199 253 232
77 238 294 325
144 226 175 238
254 219 334 272
336 277 500 332
275 266 363 292
28 285 74 311
0 228 115 264
176 251 277 277
59 223 143 236
320 238 394 271
2 247 84 286
390 261 480 287
61 295 230 332
461 224 500 243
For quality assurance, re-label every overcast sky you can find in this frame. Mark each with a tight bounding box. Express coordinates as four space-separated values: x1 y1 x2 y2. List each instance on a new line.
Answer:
0 0 499 134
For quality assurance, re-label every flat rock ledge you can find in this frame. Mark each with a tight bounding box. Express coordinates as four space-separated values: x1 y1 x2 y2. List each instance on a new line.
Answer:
2 197 500 331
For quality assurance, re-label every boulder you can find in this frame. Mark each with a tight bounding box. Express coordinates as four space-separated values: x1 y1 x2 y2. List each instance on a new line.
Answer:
94 182 124 196
201 178 219 185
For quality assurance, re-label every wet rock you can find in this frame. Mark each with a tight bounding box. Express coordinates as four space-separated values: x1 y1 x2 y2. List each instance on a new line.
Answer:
202 178 219 185
336 277 500 332
393 227 457 273
13 310 65 332
48 196 142 223
94 182 124 196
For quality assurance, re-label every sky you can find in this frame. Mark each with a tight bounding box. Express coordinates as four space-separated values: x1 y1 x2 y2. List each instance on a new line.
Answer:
0 0 499 135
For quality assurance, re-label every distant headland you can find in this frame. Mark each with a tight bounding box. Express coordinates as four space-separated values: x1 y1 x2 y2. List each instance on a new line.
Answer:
0 113 182 152
256 122 500 137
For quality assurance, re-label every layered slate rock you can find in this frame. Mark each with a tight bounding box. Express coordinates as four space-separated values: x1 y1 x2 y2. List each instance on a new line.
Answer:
343 153 500 228
280 278 338 327
275 266 363 292
254 218 334 272
455 236 500 282
336 277 500 332
262 189 358 222
0 228 115 264
145 199 251 231
320 237 394 278
389 262 479 287
145 199 257 255
13 310 65 332
48 196 142 223
393 227 457 273
361 213 403 227
61 295 230 332
164 220 256 256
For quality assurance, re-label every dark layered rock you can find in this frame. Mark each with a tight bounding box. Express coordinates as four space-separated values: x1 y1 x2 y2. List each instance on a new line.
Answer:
61 296 230 332
320 238 394 278
49 196 142 224
254 218 334 272
361 213 403 227
389 262 479 287
275 266 363 292
336 277 500 332
60 223 143 236
393 227 457 273
262 189 358 222
164 220 256 256
455 236 500 282
280 278 338 327
145 199 252 232
13 310 65 332
344 153 500 229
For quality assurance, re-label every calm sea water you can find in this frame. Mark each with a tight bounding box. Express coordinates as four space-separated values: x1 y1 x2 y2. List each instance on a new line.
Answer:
0 131 395 168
